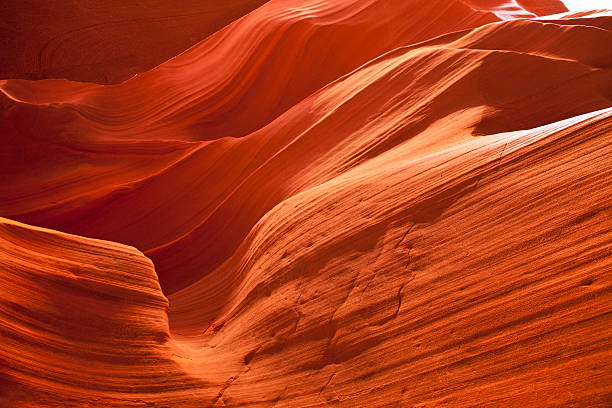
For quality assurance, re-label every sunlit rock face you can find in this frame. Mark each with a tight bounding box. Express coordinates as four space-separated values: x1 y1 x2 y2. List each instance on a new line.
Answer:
1 1 611 407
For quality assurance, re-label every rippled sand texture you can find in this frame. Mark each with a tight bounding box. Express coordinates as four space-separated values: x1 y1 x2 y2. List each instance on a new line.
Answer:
1 0 611 407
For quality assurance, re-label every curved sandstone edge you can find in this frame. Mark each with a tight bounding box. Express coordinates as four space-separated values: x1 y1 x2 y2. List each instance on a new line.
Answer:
0 217 211 407
168 108 612 407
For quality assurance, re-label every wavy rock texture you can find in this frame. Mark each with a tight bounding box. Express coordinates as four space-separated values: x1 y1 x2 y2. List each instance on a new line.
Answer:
0 218 208 407
1 0 611 407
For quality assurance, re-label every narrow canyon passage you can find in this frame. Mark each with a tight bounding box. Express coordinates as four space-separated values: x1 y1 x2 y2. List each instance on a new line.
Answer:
0 0 610 407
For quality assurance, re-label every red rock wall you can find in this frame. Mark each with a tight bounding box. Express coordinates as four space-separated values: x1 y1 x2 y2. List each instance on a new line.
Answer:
1 1 610 407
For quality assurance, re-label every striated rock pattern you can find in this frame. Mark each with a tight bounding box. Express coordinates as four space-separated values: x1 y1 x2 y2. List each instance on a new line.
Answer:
0 218 207 407
1 0 611 407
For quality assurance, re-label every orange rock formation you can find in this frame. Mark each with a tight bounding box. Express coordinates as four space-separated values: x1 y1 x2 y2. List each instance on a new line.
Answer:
1 0 610 407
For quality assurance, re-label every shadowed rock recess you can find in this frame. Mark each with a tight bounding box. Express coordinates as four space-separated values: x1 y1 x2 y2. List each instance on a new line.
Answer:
1 0 611 407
